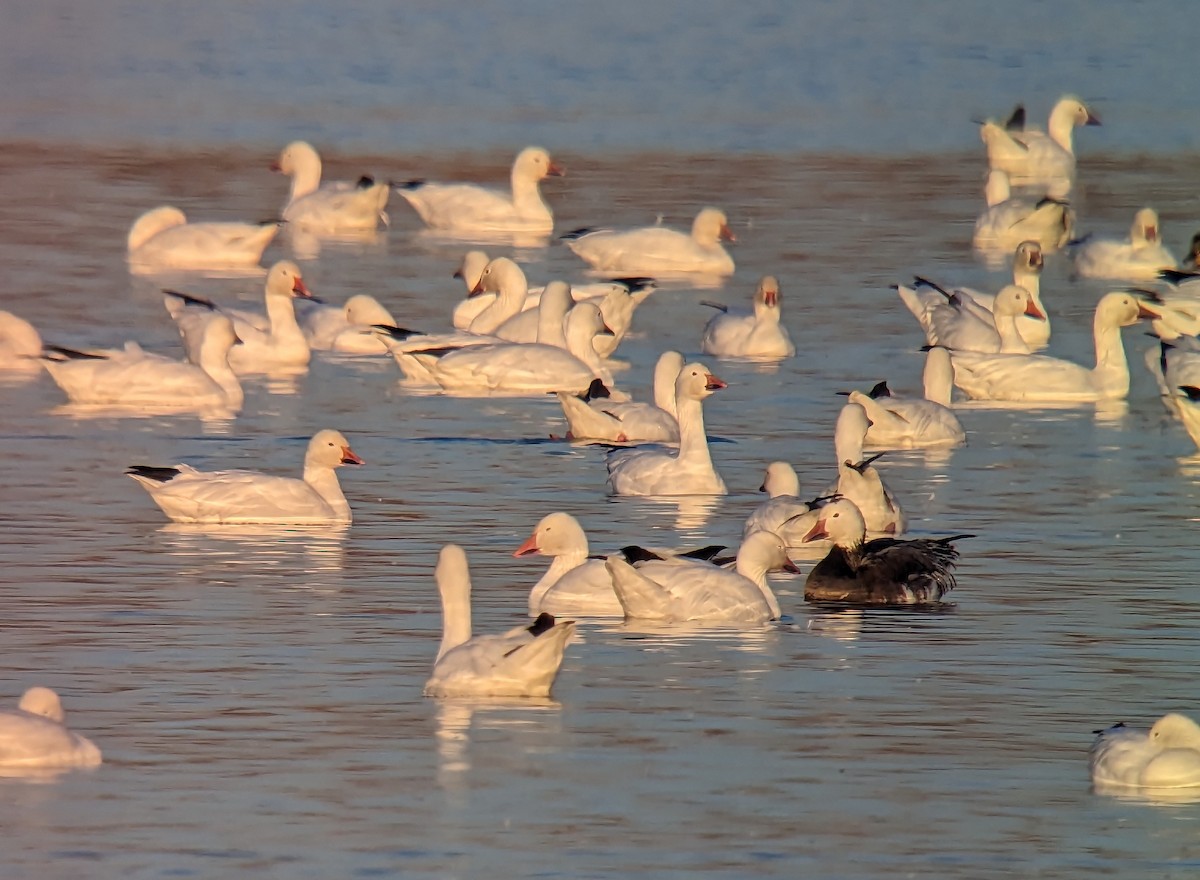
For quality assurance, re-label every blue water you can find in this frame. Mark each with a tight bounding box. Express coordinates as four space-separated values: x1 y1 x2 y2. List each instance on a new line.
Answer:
3 3 1200 878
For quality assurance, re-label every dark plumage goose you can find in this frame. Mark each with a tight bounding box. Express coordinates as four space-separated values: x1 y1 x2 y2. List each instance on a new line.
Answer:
801 499 971 605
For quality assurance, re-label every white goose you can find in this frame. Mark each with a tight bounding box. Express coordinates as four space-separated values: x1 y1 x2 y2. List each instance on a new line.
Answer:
43 315 243 411
491 280 648 358
742 461 826 548
972 169 1074 256
979 96 1101 194
514 512 621 617
1091 714 1200 790
924 283 1045 354
606 362 727 496
0 311 43 373
272 140 389 233
951 291 1160 402
0 687 102 769
424 544 576 698
555 350 683 444
397 146 564 235
383 302 614 395
700 275 795 359
847 347 967 449
829 403 906 535
493 281 574 349
603 530 795 625
897 240 1050 349
164 260 313 372
126 206 280 273
565 207 735 276
1072 208 1178 281
126 429 363 524
294 294 399 355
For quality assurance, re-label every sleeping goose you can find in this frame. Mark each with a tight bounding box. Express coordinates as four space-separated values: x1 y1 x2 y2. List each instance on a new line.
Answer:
126 429 363 524
424 544 575 698
565 207 735 276
0 687 102 769
1090 714 1200 791
972 169 1074 258
126 206 279 273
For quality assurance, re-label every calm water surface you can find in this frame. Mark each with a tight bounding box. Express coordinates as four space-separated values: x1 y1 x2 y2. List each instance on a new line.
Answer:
2 3 1200 879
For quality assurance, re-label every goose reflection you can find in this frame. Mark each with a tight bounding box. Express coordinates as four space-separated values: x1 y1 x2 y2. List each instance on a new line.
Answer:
434 698 562 797
285 227 385 262
49 402 239 432
158 522 348 575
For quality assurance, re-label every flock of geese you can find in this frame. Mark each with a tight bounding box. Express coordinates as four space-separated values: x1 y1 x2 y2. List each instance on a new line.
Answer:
3 99 1200 793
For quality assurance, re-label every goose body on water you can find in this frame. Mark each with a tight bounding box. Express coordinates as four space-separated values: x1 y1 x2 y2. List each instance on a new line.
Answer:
424 544 575 698
972 169 1074 257
606 362 727 495
514 512 621 617
272 140 389 233
848 347 967 449
127 429 363 524
1071 208 1177 281
127 206 279 273
979 96 1101 195
924 283 1045 355
603 530 795 624
950 291 1160 402
700 275 794 360
827 403 906 535
742 461 826 548
556 350 683 444
397 146 564 235
0 311 43 372
565 207 735 276
0 687 102 769
1091 714 1200 791
294 294 398 355
802 499 969 605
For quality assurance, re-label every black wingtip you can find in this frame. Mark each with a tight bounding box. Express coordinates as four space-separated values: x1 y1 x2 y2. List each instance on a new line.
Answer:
619 545 664 564
677 544 727 561
1179 385 1200 402
1004 104 1026 131
560 227 596 241
394 179 425 191
527 612 558 636
868 380 891 399
125 465 181 483
371 323 423 341
42 344 107 361
355 175 376 189
163 289 218 311
1159 268 1200 286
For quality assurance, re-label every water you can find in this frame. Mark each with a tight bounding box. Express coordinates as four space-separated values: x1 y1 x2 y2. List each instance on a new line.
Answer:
3 3 1200 878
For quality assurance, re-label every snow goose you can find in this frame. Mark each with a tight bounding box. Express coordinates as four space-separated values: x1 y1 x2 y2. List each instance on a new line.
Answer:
606 362 727 495
492 280 650 358
828 403 906 535
847 348 967 449
0 311 43 373
972 169 1074 257
742 461 831 549
603 529 795 625
424 544 576 698
1071 208 1178 281
294 294 400 355
272 140 389 233
555 350 683 444
1090 714 1200 791
126 429 363 524
43 315 243 411
801 498 970 605
383 301 614 395
493 280 574 349
979 96 1101 195
513 512 620 617
127 206 280 273
897 240 1050 349
0 687 101 769
936 283 1045 354
564 207 735 276
950 291 1161 402
397 146 564 236
164 260 313 372
700 275 795 360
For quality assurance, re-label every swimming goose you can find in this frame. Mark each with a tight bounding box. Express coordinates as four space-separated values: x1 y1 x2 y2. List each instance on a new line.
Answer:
603 529 795 624
126 429 363 524
979 96 1101 195
972 169 1074 256
424 544 575 698
742 461 831 548
1090 714 1200 790
565 207 735 276
1071 208 1178 281
0 687 102 769
294 294 401 355
821 403 907 535
0 311 44 373
801 498 969 605
847 347 967 449
950 291 1160 402
606 362 727 495
272 140 389 233
513 512 621 617
126 206 280 273
43 315 243 411
555 350 683 444
700 275 795 360
397 146 564 235
164 260 313 372
897 240 1050 349
922 283 1045 354
382 301 614 395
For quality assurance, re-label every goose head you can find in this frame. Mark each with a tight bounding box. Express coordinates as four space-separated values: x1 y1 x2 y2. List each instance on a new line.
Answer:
266 260 312 300
470 257 525 298
675 361 726 403
802 498 868 549
760 461 800 497
1013 240 1044 276
18 686 65 723
1051 95 1101 129
1148 713 1200 750
513 146 565 182
737 529 801 575
306 429 363 469
1131 207 1160 245
753 275 782 317
693 207 735 244
514 512 588 558
454 250 490 293
343 295 395 326
993 284 1046 320
1097 291 1161 329
272 140 321 178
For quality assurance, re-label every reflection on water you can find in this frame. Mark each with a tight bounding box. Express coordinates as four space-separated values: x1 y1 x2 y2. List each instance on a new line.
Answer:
157 522 349 576
49 402 240 431
1092 781 1200 806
